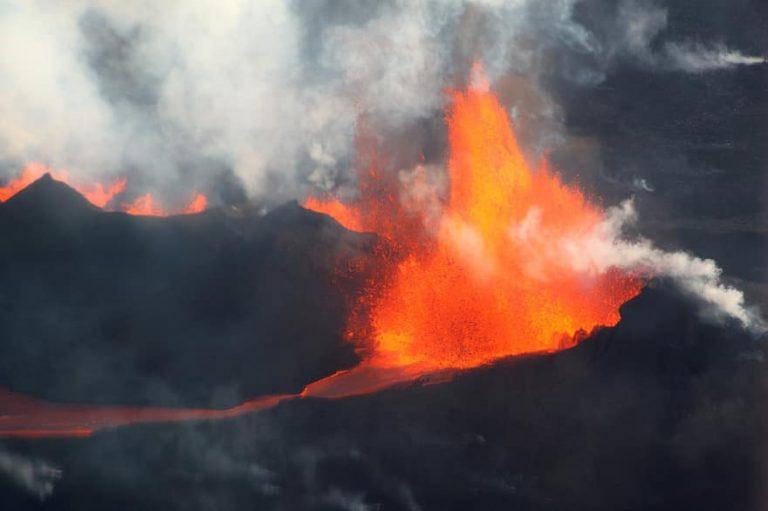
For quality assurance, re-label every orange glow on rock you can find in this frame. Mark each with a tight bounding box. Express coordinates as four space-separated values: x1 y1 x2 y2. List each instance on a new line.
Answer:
0 163 125 207
181 193 208 214
79 178 127 208
123 193 168 217
303 196 364 232
0 163 48 201
0 164 209 216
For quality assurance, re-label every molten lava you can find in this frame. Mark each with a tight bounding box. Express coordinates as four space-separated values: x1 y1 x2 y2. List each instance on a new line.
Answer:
182 192 208 214
0 67 643 439
303 196 364 232
307 66 643 371
123 191 208 217
0 163 210 216
0 388 292 438
123 193 168 217
80 179 128 208
0 163 126 207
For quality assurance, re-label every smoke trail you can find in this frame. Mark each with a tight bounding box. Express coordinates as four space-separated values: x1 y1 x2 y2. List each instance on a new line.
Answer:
663 43 766 72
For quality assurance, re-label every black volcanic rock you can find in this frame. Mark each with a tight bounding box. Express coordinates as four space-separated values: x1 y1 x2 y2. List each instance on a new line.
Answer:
1 284 763 511
0 178 764 511
0 176 375 407
3 173 97 216
241 284 763 511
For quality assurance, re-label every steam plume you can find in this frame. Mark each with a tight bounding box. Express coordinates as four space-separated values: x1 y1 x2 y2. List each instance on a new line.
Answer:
0 447 61 500
0 0 761 202
511 199 763 330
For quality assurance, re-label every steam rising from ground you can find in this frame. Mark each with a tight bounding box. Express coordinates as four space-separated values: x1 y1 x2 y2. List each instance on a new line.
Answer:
0 447 61 500
510 199 762 329
0 0 762 203
0 0 763 326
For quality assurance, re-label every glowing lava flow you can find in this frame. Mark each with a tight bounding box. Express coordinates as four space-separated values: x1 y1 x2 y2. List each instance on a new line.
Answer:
306 66 643 376
0 68 643 439
0 388 293 438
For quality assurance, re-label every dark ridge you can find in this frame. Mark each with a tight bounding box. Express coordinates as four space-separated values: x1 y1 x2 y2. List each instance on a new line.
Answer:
1 173 97 217
0 191 374 407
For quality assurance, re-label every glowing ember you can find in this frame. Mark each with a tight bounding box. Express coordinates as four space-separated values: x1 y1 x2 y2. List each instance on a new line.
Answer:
0 163 50 201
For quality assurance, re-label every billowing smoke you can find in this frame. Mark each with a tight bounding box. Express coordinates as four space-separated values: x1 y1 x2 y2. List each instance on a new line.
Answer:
511 199 763 330
0 0 762 204
0 0 763 325
0 447 62 500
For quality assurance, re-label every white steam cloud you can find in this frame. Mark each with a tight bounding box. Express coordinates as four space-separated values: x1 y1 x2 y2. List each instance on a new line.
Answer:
0 447 62 500
511 199 763 330
0 0 762 201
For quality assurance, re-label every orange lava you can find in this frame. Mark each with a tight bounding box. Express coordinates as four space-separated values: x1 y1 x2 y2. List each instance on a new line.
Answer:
123 192 210 217
0 163 125 207
0 66 643 440
303 122 428 248
123 193 168 216
308 64 643 371
303 196 364 232
0 387 295 438
80 179 128 208
182 192 208 214
0 164 210 216
0 369 446 437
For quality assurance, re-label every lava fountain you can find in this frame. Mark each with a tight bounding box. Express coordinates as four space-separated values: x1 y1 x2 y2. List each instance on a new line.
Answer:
0 67 644 437
305 66 643 388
